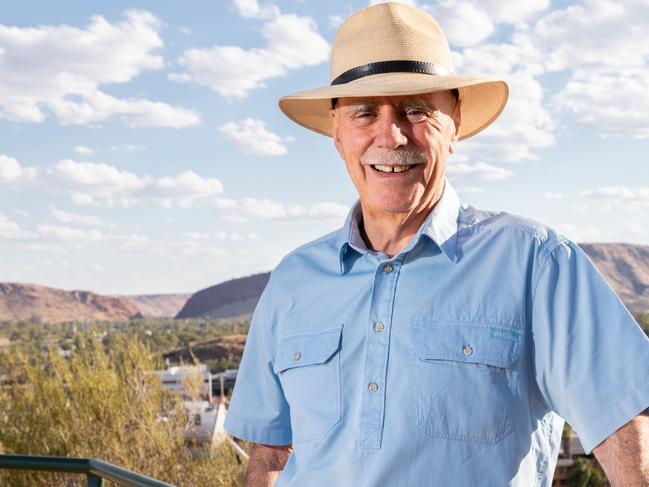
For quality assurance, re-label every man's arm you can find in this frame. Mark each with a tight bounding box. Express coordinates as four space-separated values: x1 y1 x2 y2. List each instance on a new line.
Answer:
245 443 292 487
592 411 649 486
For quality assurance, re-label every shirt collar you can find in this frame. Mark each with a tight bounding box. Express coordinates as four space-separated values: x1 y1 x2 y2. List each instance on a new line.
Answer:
336 178 461 275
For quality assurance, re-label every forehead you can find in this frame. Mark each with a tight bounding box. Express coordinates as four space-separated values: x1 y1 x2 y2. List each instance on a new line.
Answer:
336 91 455 109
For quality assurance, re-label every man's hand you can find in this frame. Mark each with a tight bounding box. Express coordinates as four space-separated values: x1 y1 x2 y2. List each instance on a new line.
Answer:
593 412 649 486
245 443 293 487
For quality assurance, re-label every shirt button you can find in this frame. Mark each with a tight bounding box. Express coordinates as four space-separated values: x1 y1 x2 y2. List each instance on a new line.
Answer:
368 382 379 393
294 352 302 361
383 263 394 273
373 322 385 333
462 345 473 356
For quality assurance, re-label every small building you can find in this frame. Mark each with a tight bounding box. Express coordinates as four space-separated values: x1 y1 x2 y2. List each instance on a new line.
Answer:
158 364 212 402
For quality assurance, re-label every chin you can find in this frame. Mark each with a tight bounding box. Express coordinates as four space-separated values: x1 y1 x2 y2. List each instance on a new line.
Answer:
370 197 418 214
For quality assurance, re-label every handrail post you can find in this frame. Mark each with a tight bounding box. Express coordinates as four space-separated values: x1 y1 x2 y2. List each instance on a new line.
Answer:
87 473 106 486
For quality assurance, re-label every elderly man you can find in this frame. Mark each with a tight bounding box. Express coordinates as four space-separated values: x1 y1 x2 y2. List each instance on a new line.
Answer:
224 3 649 486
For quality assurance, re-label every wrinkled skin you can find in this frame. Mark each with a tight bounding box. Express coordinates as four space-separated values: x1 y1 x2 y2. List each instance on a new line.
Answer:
330 91 461 257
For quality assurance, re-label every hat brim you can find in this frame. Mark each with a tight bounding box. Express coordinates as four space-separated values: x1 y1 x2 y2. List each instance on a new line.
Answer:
279 72 508 141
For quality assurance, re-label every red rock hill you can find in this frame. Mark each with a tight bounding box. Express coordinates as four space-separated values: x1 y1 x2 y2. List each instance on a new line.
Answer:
0 282 142 323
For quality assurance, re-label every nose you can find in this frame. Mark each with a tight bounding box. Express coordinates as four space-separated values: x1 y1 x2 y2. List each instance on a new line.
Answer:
375 107 408 149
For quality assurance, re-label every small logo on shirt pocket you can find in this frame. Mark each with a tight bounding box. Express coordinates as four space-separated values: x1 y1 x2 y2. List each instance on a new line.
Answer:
489 328 520 342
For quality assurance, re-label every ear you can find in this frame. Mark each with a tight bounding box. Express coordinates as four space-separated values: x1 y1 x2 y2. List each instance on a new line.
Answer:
449 99 461 154
330 108 344 159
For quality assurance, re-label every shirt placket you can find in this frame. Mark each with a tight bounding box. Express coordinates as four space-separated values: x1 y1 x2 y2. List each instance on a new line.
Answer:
359 255 403 449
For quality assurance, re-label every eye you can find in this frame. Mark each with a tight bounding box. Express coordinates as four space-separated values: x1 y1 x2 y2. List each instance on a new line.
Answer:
404 109 429 123
351 110 377 126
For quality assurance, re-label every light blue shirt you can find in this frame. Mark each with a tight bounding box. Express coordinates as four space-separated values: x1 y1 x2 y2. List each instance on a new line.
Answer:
224 179 649 486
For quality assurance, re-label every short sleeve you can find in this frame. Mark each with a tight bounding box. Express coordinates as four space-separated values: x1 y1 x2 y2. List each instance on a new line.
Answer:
531 239 649 453
224 278 292 445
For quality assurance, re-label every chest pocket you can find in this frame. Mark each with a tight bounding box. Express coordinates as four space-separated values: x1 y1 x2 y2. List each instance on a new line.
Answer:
273 324 343 443
409 323 521 443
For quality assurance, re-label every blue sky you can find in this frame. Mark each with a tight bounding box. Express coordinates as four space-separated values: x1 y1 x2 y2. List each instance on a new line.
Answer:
1 0 647 295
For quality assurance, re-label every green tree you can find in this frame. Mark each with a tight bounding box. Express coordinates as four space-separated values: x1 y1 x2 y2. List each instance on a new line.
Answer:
632 311 649 337
0 333 243 486
567 457 607 487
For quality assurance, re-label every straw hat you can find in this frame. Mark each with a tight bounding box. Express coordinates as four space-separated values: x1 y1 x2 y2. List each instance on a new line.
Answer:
279 2 508 140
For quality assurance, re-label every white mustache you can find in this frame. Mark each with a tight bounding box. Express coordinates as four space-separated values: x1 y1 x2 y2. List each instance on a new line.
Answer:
361 147 426 166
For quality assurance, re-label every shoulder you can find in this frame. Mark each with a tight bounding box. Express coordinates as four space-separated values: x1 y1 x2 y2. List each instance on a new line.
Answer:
458 203 570 254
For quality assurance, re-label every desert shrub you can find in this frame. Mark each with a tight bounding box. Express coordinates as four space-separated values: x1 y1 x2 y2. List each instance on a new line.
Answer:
0 332 244 486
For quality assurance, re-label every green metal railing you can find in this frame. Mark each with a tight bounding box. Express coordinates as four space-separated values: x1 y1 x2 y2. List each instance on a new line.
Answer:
0 454 175 487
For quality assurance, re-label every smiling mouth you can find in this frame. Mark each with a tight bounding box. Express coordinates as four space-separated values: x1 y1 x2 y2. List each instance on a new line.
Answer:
370 164 417 174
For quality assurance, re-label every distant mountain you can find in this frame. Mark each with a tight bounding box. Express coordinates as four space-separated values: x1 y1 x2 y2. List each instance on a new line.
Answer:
0 282 142 323
176 243 649 320
581 243 649 312
123 294 191 317
176 273 270 319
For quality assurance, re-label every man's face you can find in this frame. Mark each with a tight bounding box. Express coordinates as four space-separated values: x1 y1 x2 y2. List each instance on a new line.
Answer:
331 91 460 217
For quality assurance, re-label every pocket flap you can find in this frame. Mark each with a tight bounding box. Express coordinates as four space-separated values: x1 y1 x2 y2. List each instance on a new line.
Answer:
412 324 521 368
274 324 343 373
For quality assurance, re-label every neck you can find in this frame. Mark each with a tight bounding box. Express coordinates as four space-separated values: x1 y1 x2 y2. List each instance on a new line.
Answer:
359 185 444 258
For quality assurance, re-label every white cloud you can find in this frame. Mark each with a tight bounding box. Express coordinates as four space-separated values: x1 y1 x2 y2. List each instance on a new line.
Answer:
421 2 494 47
555 71 649 138
0 214 35 239
49 159 146 195
182 232 210 240
580 186 649 202
213 197 349 222
328 15 345 29
0 154 37 183
46 90 200 128
246 199 349 220
0 155 224 208
478 0 550 24
446 161 513 181
146 171 224 208
170 3 329 99
71 193 95 206
455 43 554 161
49 206 105 226
530 0 649 138
110 144 145 154
46 160 224 208
213 230 260 241
233 0 279 20
219 118 289 156
23 243 65 253
543 192 563 199
0 10 200 127
555 223 604 243
111 233 226 259
213 198 238 210
74 145 94 156
578 185 649 214
534 0 645 74
37 224 104 242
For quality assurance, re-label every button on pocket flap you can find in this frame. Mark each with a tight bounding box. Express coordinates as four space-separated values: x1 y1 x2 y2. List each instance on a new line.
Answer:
274 324 343 373
412 324 521 368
